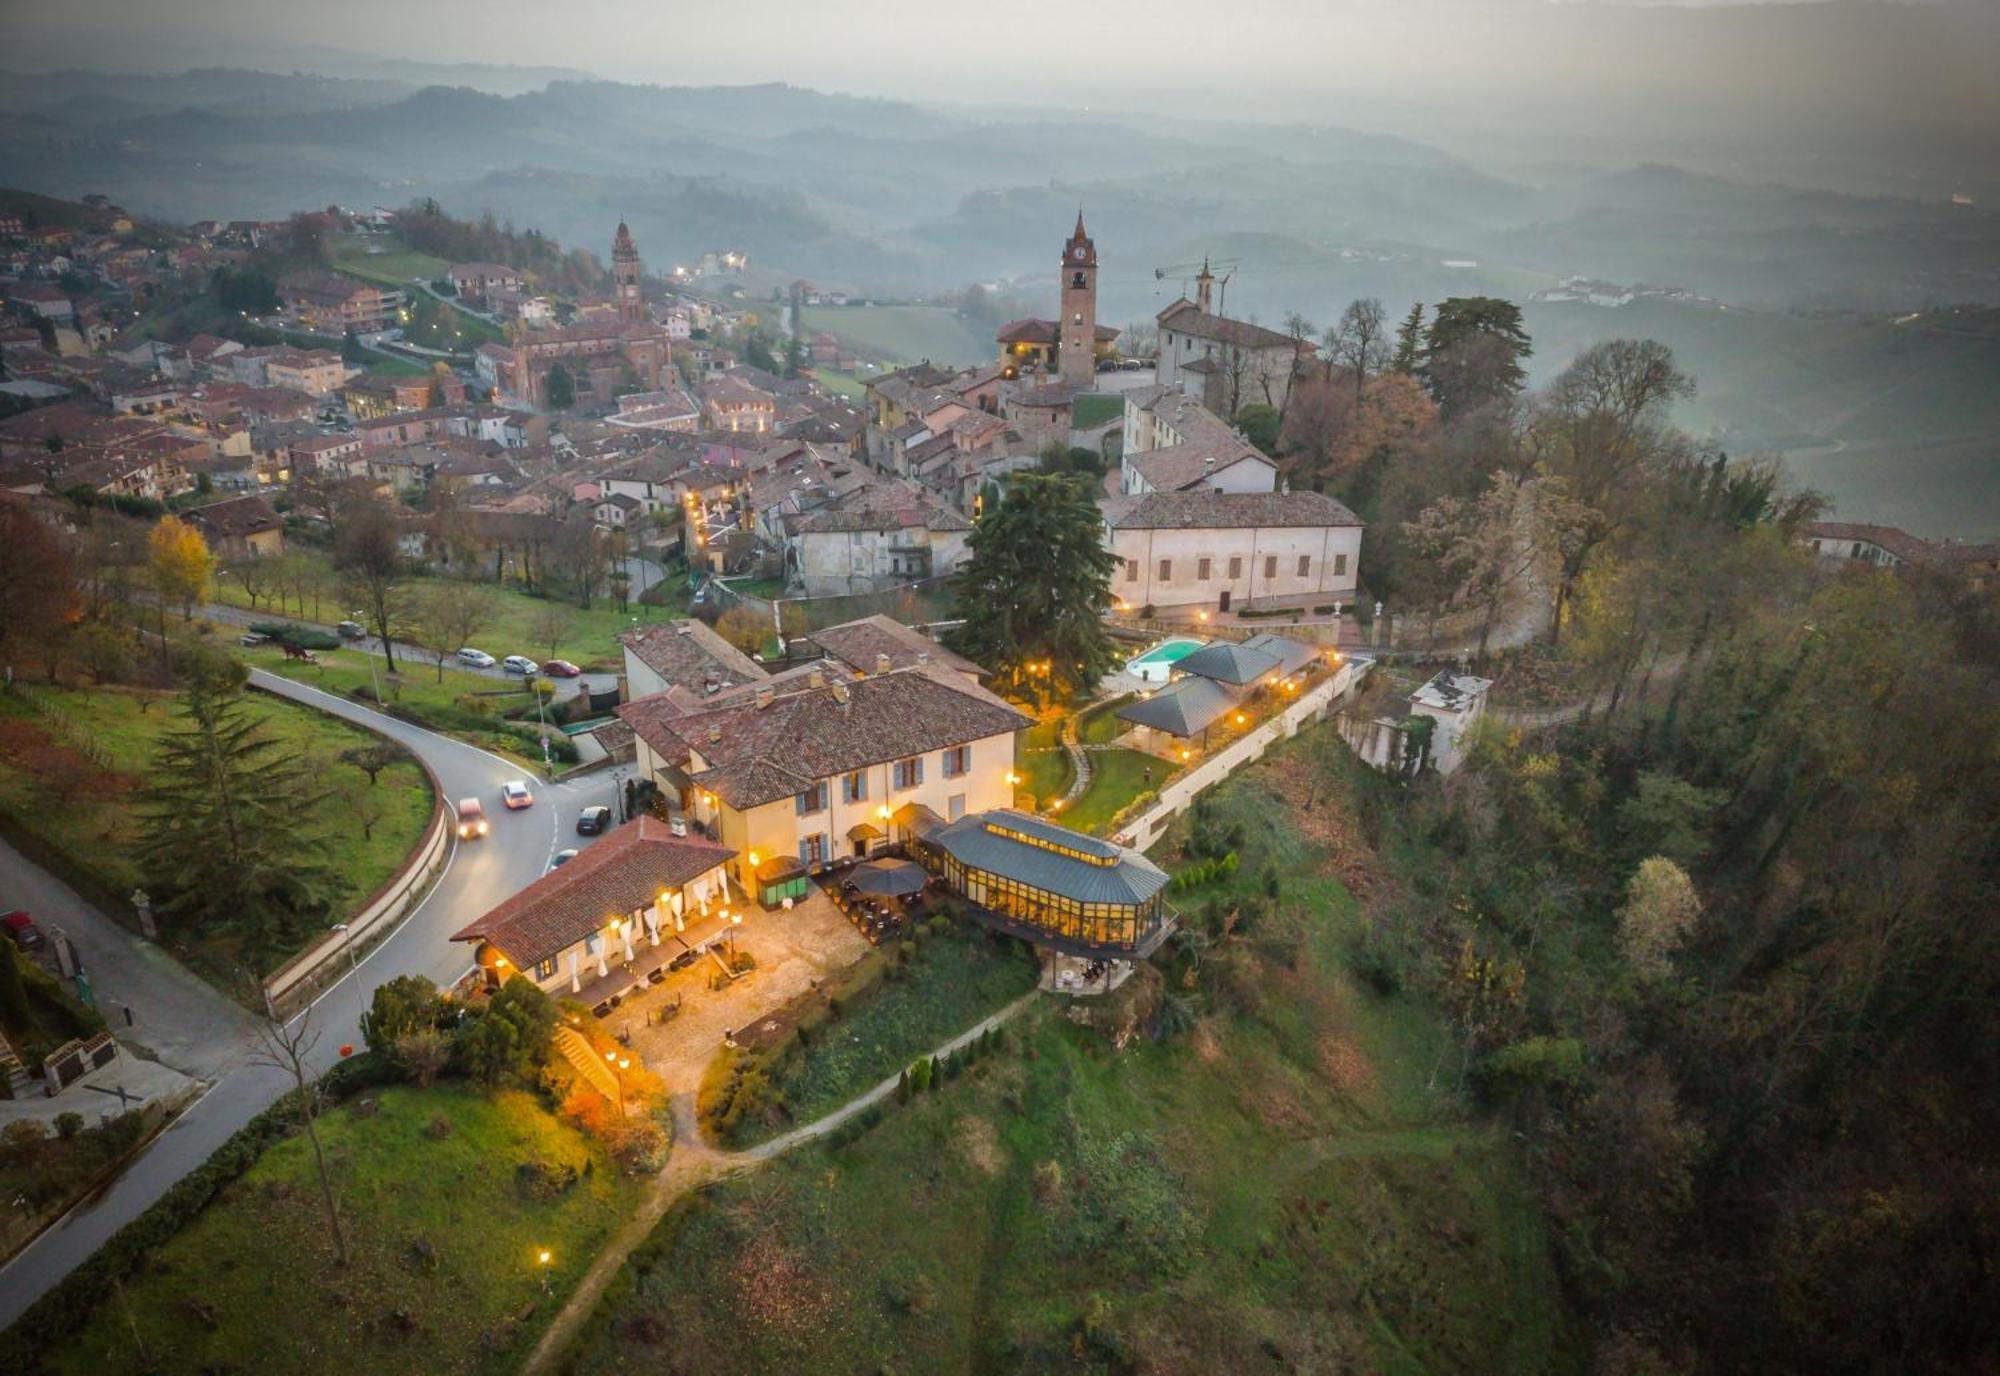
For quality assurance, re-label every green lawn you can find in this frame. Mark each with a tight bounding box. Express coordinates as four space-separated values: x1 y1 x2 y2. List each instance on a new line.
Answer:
1072 392 1125 429
232 642 555 772
708 923 1039 1148
1014 716 1071 809
52 1085 641 1376
1076 692 1135 744
0 684 433 983
330 236 450 286
1062 746 1163 835
216 568 678 669
799 304 990 367
565 735 1577 1374
805 368 866 400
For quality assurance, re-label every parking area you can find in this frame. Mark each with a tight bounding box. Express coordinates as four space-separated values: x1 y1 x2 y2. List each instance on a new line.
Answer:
590 889 869 1095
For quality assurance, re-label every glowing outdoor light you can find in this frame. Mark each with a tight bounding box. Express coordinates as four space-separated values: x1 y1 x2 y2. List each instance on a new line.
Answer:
748 850 761 867
876 804 891 821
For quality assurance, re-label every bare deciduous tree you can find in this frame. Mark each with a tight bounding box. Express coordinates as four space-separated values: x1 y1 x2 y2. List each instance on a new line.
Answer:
251 1004 349 1267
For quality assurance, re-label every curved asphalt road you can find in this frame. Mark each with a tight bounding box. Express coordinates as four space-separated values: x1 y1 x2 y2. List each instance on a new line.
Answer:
0 672 626 1328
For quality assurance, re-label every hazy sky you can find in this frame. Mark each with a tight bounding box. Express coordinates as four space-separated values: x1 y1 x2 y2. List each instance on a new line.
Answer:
7 0 1994 127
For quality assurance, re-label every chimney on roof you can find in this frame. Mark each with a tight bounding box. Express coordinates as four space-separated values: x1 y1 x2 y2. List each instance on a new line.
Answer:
755 685 773 710
675 623 693 635
1203 454 1215 469
874 652 892 675
916 650 930 665
832 681 849 704
808 667 824 689
707 722 721 743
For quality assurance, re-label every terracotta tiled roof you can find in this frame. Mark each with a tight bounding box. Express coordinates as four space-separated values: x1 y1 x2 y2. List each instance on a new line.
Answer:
1155 299 1303 352
620 619 768 693
450 815 734 966
996 318 1058 345
1127 444 1271 493
618 666 1029 810
1104 490 1362 531
805 615 984 679
185 494 281 539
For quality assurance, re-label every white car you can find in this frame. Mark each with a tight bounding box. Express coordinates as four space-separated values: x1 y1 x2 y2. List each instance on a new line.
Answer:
547 848 579 872
456 648 497 669
501 779 535 810
502 654 539 675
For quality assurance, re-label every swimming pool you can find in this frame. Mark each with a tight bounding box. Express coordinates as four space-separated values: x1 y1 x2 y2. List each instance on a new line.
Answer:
1126 637 1205 683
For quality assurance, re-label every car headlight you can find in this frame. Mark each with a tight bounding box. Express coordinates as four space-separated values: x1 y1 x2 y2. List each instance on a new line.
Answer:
478 821 489 835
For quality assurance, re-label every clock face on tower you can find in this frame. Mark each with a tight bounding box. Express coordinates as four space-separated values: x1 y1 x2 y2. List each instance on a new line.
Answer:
1073 246 1086 261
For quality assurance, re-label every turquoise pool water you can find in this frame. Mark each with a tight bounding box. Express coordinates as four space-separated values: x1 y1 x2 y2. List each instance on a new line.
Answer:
1126 637 1205 681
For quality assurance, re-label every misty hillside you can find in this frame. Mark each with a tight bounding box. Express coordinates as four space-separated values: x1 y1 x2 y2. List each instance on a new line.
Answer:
2 71 1994 317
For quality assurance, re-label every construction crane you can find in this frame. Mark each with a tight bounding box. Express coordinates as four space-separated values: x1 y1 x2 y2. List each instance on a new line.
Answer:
1153 257 1239 314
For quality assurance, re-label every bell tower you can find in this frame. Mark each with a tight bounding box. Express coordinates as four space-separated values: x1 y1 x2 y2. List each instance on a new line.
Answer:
612 221 644 325
1058 209 1097 389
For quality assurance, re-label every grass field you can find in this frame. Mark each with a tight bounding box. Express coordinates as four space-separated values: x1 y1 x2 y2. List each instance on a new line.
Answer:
1072 392 1126 429
53 1085 641 1376
1062 746 1161 835
330 236 450 287
804 367 867 400
1076 693 1135 744
566 734 1577 1374
800 304 989 367
0 683 433 982
1014 716 1071 809
215 568 674 669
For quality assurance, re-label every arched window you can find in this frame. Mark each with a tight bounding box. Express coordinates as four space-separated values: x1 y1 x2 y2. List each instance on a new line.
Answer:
1071 272 1087 289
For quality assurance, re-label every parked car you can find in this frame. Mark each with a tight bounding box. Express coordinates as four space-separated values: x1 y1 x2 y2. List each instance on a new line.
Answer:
456 797 488 839
575 805 611 835
1 909 44 951
548 848 579 871
456 648 497 669
238 631 270 647
336 621 366 640
501 654 539 675
540 659 582 678
501 779 534 810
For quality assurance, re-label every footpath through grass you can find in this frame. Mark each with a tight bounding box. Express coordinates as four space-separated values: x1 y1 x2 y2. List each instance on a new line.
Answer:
49 1085 640 1376
564 729 1579 1374
0 683 433 983
1061 745 1162 835
701 920 1038 1149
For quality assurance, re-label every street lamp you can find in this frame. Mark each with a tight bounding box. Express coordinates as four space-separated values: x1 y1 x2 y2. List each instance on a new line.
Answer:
331 922 357 972
536 1247 553 1293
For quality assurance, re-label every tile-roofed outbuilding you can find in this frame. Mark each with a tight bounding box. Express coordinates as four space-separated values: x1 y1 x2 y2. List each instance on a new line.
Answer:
1114 676 1237 737
804 614 985 679
1126 444 1271 493
450 816 734 967
184 493 281 541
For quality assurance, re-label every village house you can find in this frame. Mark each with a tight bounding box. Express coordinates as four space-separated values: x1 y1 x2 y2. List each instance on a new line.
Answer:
1800 520 2000 583
445 262 523 307
702 374 777 434
605 387 702 434
278 272 402 333
263 349 347 397
184 493 284 559
1119 388 1277 494
290 431 365 481
784 479 972 596
1154 261 1311 415
1103 490 1364 613
1341 669 1492 777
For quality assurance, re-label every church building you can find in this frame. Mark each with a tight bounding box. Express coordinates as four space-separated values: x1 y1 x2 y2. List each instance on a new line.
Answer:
994 213 1122 383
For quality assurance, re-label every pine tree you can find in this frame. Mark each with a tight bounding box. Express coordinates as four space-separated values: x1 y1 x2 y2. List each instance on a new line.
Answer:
137 654 335 958
1389 302 1425 376
944 473 1121 706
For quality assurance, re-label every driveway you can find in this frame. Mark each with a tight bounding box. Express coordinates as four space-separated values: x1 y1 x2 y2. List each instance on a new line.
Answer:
0 675 628 1327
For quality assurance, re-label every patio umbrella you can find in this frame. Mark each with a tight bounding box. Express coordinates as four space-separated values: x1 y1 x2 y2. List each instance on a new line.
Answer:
847 858 927 898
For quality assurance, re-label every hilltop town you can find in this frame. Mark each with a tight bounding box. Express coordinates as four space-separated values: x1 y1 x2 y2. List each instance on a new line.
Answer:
0 179 1994 1376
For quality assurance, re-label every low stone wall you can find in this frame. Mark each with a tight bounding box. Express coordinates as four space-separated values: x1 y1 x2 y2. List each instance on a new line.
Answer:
260 744 451 1018
1110 656 1371 854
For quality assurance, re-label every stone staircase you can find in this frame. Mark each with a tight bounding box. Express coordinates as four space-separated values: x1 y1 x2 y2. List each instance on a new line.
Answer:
1058 715 1092 806
551 1024 621 1102
0 1030 34 1099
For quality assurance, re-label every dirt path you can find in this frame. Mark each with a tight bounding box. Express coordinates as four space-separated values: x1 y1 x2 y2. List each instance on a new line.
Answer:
520 990 1041 1374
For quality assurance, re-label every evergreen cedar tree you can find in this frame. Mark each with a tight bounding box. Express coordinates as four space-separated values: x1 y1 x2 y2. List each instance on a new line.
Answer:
944 472 1121 707
1418 296 1532 418
137 654 336 953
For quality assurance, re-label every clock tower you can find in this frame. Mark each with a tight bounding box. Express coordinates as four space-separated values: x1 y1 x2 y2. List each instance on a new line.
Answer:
612 221 644 325
1058 209 1098 389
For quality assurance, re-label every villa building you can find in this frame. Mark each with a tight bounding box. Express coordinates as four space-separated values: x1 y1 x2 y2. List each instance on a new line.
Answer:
1103 490 1364 613
1154 261 1312 415
617 651 1028 891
